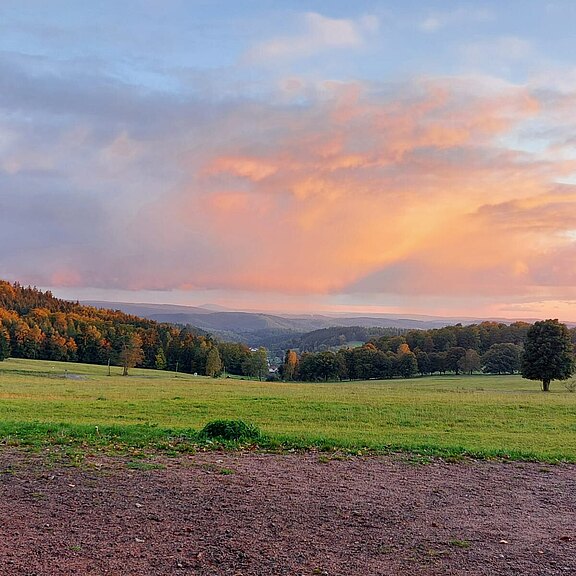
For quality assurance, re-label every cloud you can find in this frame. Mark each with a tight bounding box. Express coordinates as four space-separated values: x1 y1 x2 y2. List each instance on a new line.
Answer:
419 8 493 32
132 76 555 297
3 48 576 314
245 12 379 63
462 36 533 65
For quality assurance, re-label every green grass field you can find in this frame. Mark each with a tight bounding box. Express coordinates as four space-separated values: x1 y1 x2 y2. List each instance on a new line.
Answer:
1 358 576 461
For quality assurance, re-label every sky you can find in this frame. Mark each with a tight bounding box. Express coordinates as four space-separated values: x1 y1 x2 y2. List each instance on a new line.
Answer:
2 1 576 319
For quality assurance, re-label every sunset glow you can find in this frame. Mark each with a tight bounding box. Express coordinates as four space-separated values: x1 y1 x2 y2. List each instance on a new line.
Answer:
2 2 576 319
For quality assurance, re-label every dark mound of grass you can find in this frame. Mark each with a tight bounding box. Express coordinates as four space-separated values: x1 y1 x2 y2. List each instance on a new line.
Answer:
199 419 261 442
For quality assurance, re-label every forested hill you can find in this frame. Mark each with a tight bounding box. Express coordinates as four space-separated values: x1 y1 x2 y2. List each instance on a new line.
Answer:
0 282 72 314
0 281 267 379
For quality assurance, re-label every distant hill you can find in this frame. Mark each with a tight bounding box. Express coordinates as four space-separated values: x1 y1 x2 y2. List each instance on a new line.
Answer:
83 300 537 352
84 300 536 331
83 301 214 317
83 301 454 334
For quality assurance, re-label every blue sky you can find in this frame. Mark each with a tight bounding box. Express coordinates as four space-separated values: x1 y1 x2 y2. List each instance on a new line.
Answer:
3 2 576 319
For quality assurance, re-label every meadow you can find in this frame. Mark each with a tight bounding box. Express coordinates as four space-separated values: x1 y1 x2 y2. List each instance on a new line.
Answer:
1 358 576 461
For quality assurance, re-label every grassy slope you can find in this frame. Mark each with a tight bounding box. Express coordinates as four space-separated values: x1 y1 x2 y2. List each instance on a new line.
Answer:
1 358 575 461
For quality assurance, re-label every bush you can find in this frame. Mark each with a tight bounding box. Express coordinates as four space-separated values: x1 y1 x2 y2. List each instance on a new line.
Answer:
198 419 261 441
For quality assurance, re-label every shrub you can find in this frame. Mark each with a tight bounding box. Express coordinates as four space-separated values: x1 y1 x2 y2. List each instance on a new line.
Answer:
198 419 261 442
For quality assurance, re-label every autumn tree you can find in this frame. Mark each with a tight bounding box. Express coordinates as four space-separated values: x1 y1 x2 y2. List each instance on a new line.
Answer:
117 333 144 376
44 332 71 361
522 319 575 391
282 349 299 380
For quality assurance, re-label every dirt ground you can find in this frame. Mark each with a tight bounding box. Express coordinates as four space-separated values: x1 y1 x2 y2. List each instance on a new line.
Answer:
0 449 575 576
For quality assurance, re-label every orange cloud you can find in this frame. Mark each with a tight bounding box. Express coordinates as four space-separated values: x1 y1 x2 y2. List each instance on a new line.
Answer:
34 74 576 317
137 77 563 300
204 156 278 182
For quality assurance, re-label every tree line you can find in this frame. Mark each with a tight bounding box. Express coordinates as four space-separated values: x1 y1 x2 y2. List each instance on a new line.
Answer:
278 320 576 384
2 281 574 390
287 325 409 353
0 281 267 378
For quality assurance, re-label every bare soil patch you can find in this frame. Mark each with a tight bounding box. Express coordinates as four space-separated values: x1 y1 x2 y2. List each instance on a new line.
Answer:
0 449 575 575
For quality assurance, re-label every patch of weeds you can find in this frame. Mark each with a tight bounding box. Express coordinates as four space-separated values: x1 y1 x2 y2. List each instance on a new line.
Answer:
0 436 21 447
69 545 82 552
442 454 466 464
126 461 166 471
218 467 235 475
539 467 552 473
46 448 86 468
318 453 349 464
199 419 261 442
31 492 45 499
329 453 349 461
449 539 471 549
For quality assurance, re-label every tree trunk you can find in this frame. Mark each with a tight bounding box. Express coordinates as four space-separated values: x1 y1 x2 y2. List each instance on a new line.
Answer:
542 379 550 392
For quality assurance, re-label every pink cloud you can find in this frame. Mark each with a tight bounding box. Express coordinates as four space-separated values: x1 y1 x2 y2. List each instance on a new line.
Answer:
123 76 576 302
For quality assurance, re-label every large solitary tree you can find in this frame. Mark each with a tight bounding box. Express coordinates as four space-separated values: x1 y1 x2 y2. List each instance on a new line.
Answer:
521 319 575 391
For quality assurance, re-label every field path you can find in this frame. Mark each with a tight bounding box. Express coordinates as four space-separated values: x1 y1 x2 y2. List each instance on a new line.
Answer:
0 450 575 575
